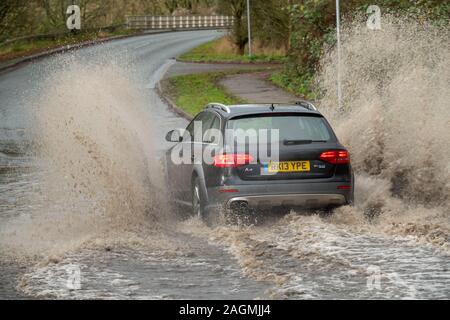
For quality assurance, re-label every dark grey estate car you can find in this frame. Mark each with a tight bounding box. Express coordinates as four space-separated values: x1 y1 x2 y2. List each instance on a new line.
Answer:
165 102 354 223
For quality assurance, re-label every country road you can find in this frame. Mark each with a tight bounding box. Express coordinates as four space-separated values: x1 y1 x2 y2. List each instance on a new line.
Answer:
0 30 449 300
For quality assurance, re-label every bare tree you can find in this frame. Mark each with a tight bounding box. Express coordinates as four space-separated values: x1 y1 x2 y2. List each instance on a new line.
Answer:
0 0 221 40
39 0 71 30
0 0 34 40
164 0 178 15
218 0 247 54
251 0 295 52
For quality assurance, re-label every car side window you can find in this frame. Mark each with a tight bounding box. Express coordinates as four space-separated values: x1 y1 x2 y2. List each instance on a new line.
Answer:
200 112 216 142
184 112 218 143
204 115 221 144
184 113 205 142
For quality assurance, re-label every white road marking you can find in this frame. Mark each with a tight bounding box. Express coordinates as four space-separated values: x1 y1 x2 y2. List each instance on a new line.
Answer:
146 59 176 89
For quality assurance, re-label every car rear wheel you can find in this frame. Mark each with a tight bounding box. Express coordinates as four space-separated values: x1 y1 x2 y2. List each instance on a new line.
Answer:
192 177 209 222
192 177 204 219
192 177 221 227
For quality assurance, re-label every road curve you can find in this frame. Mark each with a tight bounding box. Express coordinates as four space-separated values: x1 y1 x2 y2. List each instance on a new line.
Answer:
0 30 449 300
0 30 223 134
0 30 272 299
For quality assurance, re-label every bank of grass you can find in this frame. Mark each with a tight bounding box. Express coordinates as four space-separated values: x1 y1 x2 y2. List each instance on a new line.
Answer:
164 71 251 116
270 71 315 100
178 37 286 64
0 28 138 63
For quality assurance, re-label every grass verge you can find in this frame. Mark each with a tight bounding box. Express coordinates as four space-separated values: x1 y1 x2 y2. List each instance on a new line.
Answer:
269 71 315 100
162 71 252 116
178 37 286 64
0 28 139 63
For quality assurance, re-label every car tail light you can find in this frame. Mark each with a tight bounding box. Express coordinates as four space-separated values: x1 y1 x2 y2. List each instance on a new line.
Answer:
214 154 254 168
219 189 240 193
320 150 350 164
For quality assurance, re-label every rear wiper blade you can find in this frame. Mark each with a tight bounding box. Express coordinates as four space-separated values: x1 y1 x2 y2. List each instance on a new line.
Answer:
283 140 327 145
284 139 312 145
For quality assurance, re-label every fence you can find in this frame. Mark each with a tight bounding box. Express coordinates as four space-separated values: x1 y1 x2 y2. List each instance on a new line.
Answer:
126 15 234 30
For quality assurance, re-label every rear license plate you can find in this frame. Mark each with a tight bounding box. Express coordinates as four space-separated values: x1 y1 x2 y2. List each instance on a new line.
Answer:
268 161 311 173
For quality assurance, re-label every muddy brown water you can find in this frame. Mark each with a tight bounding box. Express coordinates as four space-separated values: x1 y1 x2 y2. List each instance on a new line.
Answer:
0 27 449 300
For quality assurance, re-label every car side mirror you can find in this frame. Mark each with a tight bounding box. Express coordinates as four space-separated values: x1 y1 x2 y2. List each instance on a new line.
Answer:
165 130 183 143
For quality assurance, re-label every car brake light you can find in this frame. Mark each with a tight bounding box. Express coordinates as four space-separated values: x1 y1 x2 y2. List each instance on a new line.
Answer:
219 189 240 193
320 150 350 164
214 154 254 168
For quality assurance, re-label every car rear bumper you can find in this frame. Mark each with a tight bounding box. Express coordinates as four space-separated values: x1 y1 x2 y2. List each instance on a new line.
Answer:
226 193 346 209
207 180 354 210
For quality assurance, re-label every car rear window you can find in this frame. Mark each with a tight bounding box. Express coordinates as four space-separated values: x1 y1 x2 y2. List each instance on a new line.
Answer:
227 115 332 142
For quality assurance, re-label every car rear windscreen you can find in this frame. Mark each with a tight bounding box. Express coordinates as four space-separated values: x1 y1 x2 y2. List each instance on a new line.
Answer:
227 115 332 142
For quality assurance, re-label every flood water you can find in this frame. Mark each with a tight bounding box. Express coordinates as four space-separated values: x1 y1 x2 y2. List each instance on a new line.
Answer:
0 27 449 300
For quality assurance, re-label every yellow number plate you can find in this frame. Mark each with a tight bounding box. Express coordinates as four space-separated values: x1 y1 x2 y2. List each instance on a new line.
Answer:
268 161 311 173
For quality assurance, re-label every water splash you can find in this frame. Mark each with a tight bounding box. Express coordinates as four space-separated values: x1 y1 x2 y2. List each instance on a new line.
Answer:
177 17 450 300
316 17 450 246
0 55 174 259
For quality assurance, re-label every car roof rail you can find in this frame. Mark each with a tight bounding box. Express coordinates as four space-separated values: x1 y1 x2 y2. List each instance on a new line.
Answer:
206 103 231 114
295 100 318 111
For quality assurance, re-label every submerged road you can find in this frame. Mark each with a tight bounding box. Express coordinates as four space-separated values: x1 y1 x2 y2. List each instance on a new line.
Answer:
0 31 224 137
0 30 272 299
0 30 449 300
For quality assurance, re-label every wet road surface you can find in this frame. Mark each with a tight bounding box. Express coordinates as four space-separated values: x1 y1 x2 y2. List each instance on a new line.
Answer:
0 30 449 300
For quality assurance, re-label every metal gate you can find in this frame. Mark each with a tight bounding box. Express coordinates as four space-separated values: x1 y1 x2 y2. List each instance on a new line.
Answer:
126 15 234 30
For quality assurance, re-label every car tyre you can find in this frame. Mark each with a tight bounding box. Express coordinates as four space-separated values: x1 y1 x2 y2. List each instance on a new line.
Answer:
192 176 217 226
192 177 205 219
